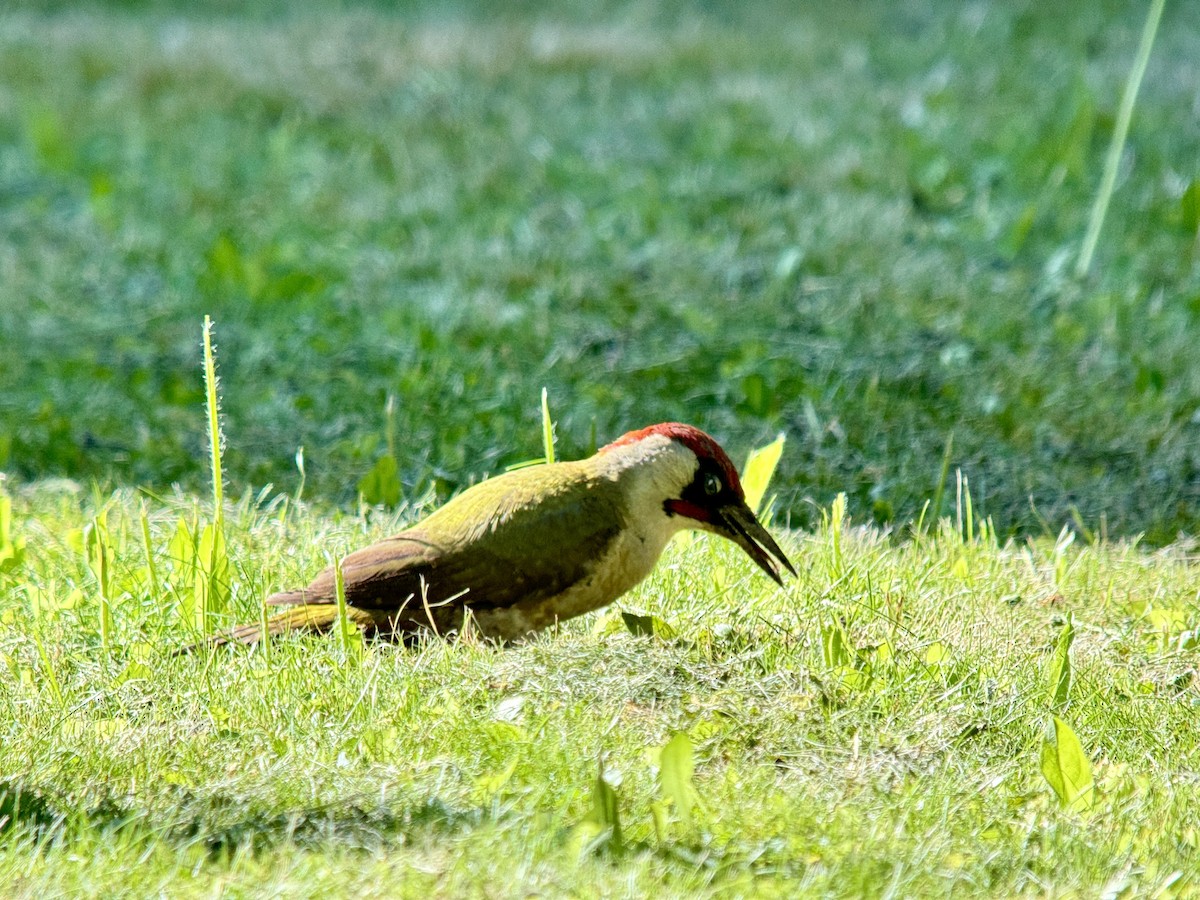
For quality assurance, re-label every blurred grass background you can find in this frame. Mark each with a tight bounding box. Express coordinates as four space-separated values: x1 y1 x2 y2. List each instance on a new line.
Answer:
1 0 1198 539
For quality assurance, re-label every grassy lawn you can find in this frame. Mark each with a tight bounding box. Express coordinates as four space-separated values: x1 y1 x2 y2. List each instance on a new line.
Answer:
1 0 1198 537
1 483 1198 897
2 0 1200 896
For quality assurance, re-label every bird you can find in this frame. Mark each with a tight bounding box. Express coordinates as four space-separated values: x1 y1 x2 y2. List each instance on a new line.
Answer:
194 422 795 649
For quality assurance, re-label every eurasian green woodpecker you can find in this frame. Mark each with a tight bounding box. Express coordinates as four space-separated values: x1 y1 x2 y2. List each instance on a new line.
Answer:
202 423 795 647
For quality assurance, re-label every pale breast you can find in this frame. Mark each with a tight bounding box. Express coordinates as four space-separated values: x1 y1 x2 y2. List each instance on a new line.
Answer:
471 519 673 640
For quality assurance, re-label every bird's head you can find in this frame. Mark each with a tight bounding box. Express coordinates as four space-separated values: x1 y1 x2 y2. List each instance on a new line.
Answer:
601 423 797 585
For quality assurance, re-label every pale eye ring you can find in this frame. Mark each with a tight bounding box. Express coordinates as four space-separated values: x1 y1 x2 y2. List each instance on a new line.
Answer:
703 472 721 496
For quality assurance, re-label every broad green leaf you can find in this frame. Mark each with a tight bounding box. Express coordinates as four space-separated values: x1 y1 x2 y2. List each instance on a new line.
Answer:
923 642 951 666
621 611 678 641
358 453 402 508
1146 606 1188 636
871 639 895 667
168 516 198 624
741 433 786 516
197 521 230 625
65 714 130 742
580 764 622 854
821 615 851 669
0 493 26 575
658 732 700 829
1047 615 1074 708
1041 715 1095 811
167 516 195 571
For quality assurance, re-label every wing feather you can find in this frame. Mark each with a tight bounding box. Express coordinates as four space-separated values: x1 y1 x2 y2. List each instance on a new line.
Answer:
286 463 625 616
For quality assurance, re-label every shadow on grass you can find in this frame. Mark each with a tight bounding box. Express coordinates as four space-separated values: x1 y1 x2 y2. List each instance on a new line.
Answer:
170 791 484 858
3 777 785 882
0 777 484 859
0 779 62 837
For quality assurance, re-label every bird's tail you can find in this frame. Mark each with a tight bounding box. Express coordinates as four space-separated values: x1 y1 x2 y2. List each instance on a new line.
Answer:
175 603 347 655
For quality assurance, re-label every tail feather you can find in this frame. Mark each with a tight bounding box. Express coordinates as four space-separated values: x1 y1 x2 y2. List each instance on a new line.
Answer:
175 604 354 655
265 589 313 607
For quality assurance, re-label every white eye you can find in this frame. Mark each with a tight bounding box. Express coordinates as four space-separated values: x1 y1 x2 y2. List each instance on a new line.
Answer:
704 472 721 496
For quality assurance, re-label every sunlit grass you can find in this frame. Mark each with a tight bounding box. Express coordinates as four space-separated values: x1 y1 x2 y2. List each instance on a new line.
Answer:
0 479 1196 895
2 1 1200 895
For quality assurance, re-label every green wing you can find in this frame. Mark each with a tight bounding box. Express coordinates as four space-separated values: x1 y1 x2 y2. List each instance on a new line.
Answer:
292 462 626 614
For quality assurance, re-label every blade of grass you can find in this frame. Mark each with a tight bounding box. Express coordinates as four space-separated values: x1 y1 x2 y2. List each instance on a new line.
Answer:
84 512 113 656
139 501 159 599
1075 0 1166 277
258 577 271 659
741 433 786 517
385 394 396 460
929 433 954 535
333 554 352 655
541 387 555 464
294 446 306 508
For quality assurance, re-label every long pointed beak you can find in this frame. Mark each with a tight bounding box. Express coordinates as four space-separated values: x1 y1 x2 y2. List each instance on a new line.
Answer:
716 502 797 587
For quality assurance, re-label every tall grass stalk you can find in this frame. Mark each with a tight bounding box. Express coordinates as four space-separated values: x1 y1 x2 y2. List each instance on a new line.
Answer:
293 446 306 510
258 580 271 659
84 512 113 656
202 316 224 529
139 502 159 599
30 631 63 707
929 433 954 535
541 387 555 464
385 394 396 461
333 555 352 654
201 316 229 631
1075 0 1166 276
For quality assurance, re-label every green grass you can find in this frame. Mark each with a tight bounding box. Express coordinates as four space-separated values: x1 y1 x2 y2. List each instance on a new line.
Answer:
3 1 1200 894
1 483 1197 896
1 0 1199 538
